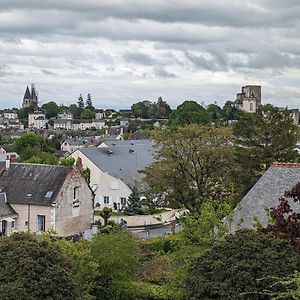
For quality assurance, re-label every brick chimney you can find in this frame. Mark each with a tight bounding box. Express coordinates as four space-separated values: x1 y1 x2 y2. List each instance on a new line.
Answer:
76 157 84 172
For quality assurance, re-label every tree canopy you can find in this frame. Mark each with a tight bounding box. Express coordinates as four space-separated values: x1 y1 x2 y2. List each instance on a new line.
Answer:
0 233 79 300
42 101 59 119
145 124 234 212
233 105 299 192
186 230 300 300
168 101 210 128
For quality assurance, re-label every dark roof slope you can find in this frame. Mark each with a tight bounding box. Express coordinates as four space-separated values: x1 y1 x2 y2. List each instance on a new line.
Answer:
80 139 155 187
23 86 31 100
230 163 300 232
0 193 17 219
0 163 70 206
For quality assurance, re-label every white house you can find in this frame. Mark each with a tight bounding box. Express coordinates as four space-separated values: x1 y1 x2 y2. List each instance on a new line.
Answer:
54 119 73 130
4 112 18 120
28 112 47 129
57 111 73 120
70 139 155 210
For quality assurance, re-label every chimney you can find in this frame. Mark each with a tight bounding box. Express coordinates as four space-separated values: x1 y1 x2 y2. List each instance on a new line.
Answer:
5 156 10 170
76 157 84 172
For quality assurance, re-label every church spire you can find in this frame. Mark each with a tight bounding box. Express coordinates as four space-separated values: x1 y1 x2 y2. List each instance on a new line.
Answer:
23 85 31 100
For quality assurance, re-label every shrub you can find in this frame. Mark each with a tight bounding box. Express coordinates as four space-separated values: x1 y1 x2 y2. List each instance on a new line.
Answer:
186 230 300 299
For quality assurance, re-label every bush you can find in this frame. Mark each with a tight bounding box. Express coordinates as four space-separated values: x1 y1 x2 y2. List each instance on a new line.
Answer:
0 233 79 300
186 230 300 300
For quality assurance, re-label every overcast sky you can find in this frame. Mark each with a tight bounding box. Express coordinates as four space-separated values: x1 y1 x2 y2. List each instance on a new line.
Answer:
0 0 299 109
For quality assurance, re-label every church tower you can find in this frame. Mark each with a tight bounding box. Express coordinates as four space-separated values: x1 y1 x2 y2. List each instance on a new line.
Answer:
22 84 39 109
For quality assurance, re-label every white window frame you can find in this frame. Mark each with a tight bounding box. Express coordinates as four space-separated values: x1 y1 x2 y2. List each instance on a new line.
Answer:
103 196 110 204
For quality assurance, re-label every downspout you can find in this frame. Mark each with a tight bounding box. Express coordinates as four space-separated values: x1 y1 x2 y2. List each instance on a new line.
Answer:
28 204 30 231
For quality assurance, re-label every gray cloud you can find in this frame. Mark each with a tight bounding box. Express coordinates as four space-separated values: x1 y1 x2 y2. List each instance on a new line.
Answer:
0 1 299 109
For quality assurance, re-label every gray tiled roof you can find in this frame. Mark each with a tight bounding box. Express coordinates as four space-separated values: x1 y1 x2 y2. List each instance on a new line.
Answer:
0 193 17 219
80 139 155 187
0 163 69 206
230 165 300 232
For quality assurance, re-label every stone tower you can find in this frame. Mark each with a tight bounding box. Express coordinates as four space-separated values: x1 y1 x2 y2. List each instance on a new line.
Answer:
235 85 261 113
22 84 39 109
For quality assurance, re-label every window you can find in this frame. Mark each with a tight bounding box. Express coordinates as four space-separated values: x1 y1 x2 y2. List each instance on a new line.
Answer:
103 196 110 204
37 215 45 232
120 197 127 206
73 187 79 200
1 220 7 235
11 221 15 229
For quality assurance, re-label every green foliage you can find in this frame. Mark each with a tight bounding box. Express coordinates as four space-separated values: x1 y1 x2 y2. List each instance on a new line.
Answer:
83 167 91 183
69 103 82 119
180 198 231 248
0 232 80 300
124 186 144 215
222 100 238 121
186 230 300 300
91 232 139 299
15 132 40 155
131 98 171 119
59 157 75 166
77 94 85 109
233 105 300 193
99 207 113 226
206 103 222 122
168 101 210 128
145 125 234 212
42 101 59 118
81 108 96 120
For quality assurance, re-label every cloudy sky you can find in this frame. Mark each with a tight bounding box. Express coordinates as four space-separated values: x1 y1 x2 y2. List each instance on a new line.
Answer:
0 0 300 109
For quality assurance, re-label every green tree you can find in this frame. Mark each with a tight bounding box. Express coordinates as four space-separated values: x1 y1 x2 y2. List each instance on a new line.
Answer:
145 125 234 212
168 101 210 128
157 96 172 118
206 103 222 122
233 105 299 193
69 103 82 119
15 132 40 155
131 101 149 119
81 108 96 120
99 207 113 227
124 186 144 215
85 93 95 111
186 230 300 300
77 94 84 109
222 100 238 121
0 233 80 300
42 101 59 118
89 232 139 300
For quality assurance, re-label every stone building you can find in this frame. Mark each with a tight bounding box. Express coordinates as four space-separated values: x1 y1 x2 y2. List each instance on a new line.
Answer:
0 161 94 236
22 84 39 109
235 85 261 113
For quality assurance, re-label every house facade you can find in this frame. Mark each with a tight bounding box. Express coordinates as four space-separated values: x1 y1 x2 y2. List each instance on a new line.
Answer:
70 139 154 210
0 162 94 236
28 112 47 129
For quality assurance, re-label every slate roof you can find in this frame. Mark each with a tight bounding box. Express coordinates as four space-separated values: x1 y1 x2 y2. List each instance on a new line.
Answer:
79 139 155 187
23 86 31 99
0 163 70 206
230 163 300 232
63 137 94 146
0 193 17 219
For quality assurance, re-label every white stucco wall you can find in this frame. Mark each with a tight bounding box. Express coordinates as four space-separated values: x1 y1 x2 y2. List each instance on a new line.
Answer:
71 150 132 209
10 203 52 233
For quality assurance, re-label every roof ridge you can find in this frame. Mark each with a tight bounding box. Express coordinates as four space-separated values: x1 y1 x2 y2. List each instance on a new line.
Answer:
272 162 300 168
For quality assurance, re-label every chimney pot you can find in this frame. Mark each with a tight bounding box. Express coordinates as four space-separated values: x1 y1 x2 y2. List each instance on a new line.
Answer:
5 156 10 170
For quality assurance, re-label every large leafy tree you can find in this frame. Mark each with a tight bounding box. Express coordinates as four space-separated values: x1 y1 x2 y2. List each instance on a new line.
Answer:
145 125 234 212
42 101 59 118
186 230 300 300
222 100 238 121
15 132 41 155
233 105 299 192
80 108 96 120
0 233 80 300
168 101 210 128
